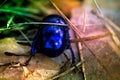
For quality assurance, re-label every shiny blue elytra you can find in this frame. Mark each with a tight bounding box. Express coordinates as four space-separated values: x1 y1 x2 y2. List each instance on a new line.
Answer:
31 15 75 63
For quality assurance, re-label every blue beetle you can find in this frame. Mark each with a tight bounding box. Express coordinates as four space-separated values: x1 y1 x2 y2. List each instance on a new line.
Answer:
25 15 75 65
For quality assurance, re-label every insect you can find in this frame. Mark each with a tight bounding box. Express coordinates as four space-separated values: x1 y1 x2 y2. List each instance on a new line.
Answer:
25 15 75 65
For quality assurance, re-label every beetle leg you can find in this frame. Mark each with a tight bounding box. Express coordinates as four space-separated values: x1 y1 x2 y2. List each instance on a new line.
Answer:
24 54 33 66
63 53 70 61
69 47 75 64
69 47 83 73
24 31 40 65
24 43 35 66
31 43 36 55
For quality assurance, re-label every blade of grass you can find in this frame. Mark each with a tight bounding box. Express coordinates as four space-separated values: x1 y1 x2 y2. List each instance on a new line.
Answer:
0 27 10 31
7 15 14 28
0 9 41 20
1 22 68 32
6 13 31 45
3 7 39 14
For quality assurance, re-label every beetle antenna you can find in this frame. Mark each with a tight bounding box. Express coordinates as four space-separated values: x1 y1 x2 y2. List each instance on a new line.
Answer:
69 47 75 64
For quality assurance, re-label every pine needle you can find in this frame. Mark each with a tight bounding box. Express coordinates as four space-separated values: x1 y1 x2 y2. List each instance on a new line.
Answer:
83 10 86 32
10 22 68 27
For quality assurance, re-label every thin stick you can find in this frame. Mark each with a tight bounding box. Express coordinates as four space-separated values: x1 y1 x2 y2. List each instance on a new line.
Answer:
10 22 104 28
10 22 68 27
105 24 120 47
49 61 83 80
103 17 120 32
83 10 86 32
70 32 110 43
16 32 110 44
93 0 102 15
76 35 84 78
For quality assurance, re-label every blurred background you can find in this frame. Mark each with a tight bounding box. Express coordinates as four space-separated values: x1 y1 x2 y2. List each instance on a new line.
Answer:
85 0 120 26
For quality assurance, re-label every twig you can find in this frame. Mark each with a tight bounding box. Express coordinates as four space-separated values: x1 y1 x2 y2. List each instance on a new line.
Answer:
103 17 120 32
16 32 110 44
70 32 110 43
49 61 83 80
83 9 86 32
105 24 120 47
10 22 68 27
